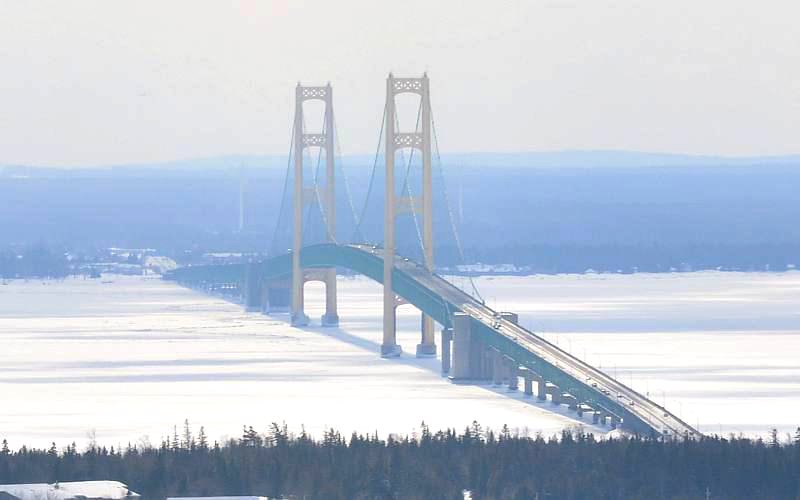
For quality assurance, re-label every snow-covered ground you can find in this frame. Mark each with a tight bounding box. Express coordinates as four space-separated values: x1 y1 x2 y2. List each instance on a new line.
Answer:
0 480 139 499
1 271 798 448
475 271 800 438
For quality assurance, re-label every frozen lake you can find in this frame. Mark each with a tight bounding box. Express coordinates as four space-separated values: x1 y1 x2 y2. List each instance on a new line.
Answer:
1 271 799 448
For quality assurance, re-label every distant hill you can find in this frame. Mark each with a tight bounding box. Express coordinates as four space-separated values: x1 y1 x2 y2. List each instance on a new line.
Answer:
1 151 799 273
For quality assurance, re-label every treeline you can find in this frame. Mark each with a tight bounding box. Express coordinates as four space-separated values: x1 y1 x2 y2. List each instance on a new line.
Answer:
2 423 800 499
0 244 69 278
459 242 800 274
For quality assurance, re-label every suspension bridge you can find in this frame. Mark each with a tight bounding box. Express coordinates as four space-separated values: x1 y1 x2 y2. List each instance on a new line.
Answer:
166 74 700 439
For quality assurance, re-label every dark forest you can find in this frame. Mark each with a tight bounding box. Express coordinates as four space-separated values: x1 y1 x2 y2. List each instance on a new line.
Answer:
2 423 799 499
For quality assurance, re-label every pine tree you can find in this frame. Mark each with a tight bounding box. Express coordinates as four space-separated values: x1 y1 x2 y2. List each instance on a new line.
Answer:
769 428 780 448
500 424 511 441
48 442 57 456
794 427 800 446
470 420 483 443
1 438 9 455
420 421 431 445
182 419 193 450
270 422 288 447
172 425 180 452
241 425 261 447
198 426 208 450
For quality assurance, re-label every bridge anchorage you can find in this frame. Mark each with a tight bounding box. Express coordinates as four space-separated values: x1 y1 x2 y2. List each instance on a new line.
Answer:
165 74 702 439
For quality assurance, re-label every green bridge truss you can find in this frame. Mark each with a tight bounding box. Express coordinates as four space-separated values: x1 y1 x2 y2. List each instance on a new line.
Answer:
165 243 700 438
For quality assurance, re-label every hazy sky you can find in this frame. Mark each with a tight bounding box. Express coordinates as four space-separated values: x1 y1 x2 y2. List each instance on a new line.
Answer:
1 0 798 166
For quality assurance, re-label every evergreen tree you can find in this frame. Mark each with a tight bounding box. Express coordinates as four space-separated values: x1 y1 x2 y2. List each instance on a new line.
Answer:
182 419 193 450
172 426 180 452
0 439 8 455
241 426 261 447
770 428 780 448
269 422 288 447
197 427 208 450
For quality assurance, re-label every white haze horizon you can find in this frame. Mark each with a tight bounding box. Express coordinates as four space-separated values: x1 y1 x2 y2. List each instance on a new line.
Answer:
1 1 799 166
4 149 800 171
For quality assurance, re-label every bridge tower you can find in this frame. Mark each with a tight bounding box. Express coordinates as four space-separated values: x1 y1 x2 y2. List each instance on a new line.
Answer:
382 73 436 357
291 83 339 327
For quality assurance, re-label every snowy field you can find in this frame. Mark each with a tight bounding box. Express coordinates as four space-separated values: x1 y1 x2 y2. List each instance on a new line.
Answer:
1 271 799 448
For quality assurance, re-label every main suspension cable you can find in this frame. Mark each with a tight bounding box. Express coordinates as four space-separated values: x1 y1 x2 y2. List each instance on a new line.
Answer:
430 105 484 302
332 112 360 243
268 113 296 257
352 100 387 243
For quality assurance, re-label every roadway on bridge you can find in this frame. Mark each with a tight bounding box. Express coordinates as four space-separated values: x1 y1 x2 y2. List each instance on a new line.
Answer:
356 244 700 438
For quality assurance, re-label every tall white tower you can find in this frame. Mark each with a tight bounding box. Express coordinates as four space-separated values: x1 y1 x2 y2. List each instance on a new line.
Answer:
291 83 338 327
382 73 436 357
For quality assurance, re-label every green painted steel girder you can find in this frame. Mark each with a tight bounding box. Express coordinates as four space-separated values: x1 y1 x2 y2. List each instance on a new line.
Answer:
165 243 694 437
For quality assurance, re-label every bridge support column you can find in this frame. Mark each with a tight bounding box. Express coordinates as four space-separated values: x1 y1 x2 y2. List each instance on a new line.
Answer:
505 357 519 391
563 394 578 411
417 73 436 359
416 314 437 357
321 268 339 327
491 348 504 386
520 368 534 397
537 378 547 401
244 263 263 312
381 75 400 357
291 85 307 327
449 312 472 382
320 83 339 328
546 383 561 405
440 327 452 376
263 280 291 314
471 339 490 381
592 411 601 425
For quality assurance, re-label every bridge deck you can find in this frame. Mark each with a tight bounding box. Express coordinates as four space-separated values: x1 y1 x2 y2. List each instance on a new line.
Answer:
369 245 699 438
167 243 700 438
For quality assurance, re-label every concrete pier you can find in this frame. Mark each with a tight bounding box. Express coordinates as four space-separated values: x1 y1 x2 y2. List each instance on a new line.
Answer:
562 393 579 411
521 369 534 397
491 348 504 386
263 281 290 313
440 327 452 375
244 264 263 312
449 312 472 382
505 356 518 391
479 345 493 381
546 383 561 405
416 315 437 357
538 378 547 401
